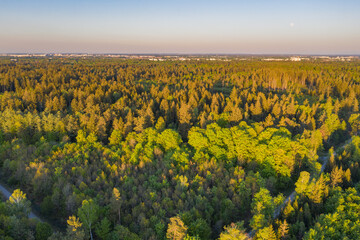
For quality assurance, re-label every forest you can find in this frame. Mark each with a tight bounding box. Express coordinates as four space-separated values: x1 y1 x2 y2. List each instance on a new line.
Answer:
0 57 360 239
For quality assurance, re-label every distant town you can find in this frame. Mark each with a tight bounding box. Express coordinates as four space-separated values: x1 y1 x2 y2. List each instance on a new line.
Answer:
0 53 359 62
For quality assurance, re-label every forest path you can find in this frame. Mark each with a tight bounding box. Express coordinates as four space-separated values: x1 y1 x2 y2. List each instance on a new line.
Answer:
249 138 353 238
0 181 42 220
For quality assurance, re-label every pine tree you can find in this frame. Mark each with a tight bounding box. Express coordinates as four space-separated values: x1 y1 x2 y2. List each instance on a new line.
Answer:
308 175 327 204
331 166 343 187
295 171 310 196
272 102 281 118
256 225 277 240
219 222 249 240
110 188 122 224
263 114 274 127
95 218 111 240
251 96 262 118
278 220 289 239
344 168 351 183
178 102 192 139
230 106 243 123
353 98 359 112
166 216 188 240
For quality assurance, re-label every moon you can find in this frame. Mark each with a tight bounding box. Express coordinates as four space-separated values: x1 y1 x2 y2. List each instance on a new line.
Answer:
290 22 295 27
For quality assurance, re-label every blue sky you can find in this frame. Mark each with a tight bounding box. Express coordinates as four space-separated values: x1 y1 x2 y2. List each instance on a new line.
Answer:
1 0 359 54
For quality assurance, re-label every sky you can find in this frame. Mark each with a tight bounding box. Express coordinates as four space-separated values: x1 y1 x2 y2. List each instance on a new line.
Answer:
0 0 360 54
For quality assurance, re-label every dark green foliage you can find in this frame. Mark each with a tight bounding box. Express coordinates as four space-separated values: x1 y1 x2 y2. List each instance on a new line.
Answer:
95 218 111 240
35 222 52 240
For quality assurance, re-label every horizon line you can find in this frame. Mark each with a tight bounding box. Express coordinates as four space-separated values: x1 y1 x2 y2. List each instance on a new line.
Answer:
1 53 360 57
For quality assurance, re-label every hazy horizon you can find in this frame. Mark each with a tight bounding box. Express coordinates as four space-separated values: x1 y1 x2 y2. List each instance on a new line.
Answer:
1 0 360 54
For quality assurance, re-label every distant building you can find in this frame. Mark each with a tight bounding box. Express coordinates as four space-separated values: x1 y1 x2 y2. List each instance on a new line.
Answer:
263 58 284 61
290 57 301 61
